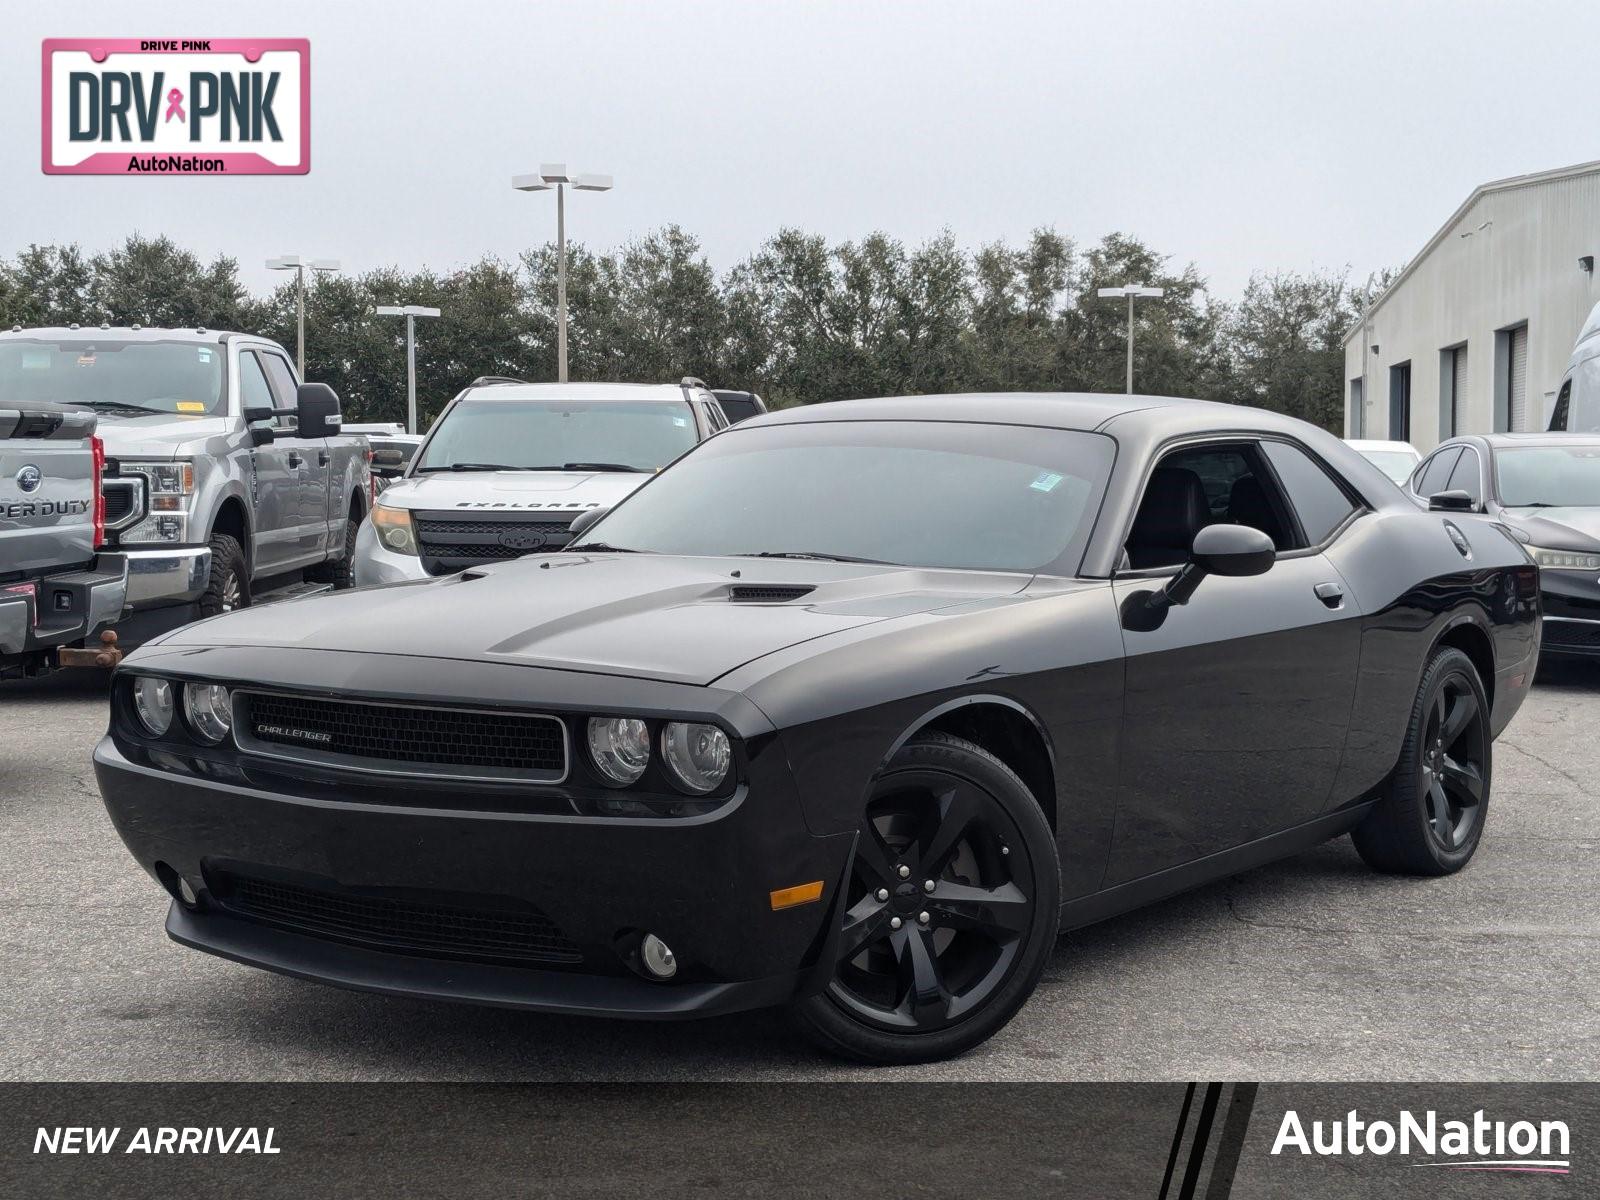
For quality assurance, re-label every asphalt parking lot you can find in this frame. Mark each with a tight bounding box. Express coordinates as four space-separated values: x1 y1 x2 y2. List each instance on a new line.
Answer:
2 663 1597 1083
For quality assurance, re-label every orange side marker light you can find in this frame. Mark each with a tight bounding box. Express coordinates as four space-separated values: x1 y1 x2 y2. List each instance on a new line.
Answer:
769 881 825 910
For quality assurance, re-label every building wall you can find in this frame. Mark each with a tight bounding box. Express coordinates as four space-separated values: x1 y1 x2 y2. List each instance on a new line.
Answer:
1344 170 1600 449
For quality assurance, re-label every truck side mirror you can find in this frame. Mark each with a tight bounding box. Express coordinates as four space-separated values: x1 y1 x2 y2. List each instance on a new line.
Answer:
296 382 343 438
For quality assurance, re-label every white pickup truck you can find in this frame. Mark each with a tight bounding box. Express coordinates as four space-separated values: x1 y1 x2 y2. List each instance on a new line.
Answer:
0 326 371 648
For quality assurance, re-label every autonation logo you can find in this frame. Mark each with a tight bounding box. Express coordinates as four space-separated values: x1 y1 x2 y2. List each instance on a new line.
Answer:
1273 1108 1571 1175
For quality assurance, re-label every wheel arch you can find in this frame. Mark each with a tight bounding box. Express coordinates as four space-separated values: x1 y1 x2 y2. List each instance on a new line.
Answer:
889 695 1058 831
1433 614 1496 712
210 494 253 570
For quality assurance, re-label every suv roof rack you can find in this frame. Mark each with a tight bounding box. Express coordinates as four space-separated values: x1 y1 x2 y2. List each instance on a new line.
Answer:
680 376 710 390
467 375 530 388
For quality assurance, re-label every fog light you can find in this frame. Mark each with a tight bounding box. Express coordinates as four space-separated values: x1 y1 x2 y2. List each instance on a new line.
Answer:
640 933 677 979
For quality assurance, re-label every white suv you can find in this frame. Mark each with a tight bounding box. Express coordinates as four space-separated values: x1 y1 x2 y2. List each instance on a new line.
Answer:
353 377 732 585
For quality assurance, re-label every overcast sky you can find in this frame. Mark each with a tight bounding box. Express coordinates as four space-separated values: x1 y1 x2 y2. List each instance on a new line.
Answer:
4 0 1598 301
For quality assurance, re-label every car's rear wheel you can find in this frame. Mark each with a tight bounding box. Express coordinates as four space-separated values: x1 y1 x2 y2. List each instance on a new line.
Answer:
1353 646 1490 875
792 732 1059 1064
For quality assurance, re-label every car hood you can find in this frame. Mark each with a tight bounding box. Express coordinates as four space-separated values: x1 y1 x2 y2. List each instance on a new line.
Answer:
1501 507 1600 550
156 553 1034 685
374 470 649 513
93 412 230 458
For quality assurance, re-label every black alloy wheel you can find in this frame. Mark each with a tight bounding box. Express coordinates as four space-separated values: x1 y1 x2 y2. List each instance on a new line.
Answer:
1354 646 1491 875
793 733 1059 1063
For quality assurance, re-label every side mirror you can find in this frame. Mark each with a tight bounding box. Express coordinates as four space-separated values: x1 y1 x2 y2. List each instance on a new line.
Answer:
1121 524 1276 632
295 382 343 438
1428 489 1475 512
370 448 407 476
246 421 275 446
567 506 610 541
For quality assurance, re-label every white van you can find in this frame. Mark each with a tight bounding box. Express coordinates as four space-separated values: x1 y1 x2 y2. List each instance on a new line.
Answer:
1548 299 1600 431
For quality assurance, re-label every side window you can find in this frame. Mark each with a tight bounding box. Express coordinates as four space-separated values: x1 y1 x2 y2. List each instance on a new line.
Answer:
1124 442 1296 570
698 399 728 434
1446 448 1483 504
237 352 277 422
1259 440 1360 546
1549 379 1571 431
253 352 301 433
1414 447 1462 498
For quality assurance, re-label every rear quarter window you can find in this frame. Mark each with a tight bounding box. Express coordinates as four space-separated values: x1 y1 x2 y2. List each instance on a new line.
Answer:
1260 441 1360 545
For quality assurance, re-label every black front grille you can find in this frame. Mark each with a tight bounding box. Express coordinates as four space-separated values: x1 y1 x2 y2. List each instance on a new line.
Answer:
220 874 582 964
1543 621 1600 651
102 481 136 522
415 510 581 572
730 585 815 602
241 692 566 779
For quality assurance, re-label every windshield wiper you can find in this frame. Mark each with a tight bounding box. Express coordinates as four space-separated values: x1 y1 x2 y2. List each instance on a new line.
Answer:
566 542 646 554
417 462 523 472
75 400 167 416
530 462 648 473
1509 501 1558 508
734 550 897 565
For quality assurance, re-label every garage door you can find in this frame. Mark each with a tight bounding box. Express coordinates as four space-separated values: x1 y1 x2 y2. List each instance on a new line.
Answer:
1508 325 1528 431
1451 346 1469 434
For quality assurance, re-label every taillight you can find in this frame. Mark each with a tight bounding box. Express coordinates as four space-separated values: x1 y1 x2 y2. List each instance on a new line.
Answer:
91 434 106 549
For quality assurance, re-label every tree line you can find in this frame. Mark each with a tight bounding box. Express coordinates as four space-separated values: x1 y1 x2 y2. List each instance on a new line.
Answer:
0 230 1385 432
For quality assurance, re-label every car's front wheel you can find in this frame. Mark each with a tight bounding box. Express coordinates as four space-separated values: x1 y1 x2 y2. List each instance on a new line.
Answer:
792 732 1060 1064
1353 645 1490 875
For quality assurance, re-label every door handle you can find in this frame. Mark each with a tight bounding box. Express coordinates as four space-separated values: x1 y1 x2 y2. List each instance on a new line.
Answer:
318 449 331 466
286 451 304 469
1313 582 1344 609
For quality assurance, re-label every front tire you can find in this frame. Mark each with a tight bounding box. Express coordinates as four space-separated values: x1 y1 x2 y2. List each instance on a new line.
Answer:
198 533 250 618
1352 646 1490 875
792 732 1060 1064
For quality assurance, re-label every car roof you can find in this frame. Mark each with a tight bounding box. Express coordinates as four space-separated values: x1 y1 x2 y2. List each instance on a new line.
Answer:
461 381 698 403
1346 439 1419 454
0 324 238 344
1453 433 1600 449
753 392 1213 432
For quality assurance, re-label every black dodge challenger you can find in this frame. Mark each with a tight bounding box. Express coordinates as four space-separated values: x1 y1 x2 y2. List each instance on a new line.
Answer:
95 393 1541 1063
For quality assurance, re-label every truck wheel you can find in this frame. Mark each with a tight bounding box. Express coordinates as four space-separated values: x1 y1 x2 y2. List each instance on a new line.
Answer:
310 514 360 589
199 534 250 617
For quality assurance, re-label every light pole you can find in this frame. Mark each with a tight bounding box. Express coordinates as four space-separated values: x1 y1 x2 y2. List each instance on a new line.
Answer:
375 305 442 434
266 255 340 376
511 164 613 383
1096 285 1165 394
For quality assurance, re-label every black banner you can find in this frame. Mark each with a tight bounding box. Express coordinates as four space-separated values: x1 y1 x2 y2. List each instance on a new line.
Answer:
2 1083 1592 1197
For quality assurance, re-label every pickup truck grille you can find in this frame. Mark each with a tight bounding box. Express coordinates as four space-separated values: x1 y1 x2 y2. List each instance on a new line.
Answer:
235 691 568 783
217 873 583 965
414 510 582 574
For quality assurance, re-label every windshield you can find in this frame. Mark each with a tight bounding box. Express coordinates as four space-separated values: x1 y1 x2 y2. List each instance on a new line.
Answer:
0 339 225 415
1497 444 1600 507
1361 450 1418 482
416 398 699 473
579 420 1116 573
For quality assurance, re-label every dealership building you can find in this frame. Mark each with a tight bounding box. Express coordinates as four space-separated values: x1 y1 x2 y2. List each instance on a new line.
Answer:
1343 160 1600 449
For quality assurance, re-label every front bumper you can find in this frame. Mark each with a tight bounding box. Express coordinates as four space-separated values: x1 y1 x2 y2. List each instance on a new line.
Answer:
94 736 853 1019
0 553 128 664
1537 572 1600 657
123 545 211 609
352 519 429 587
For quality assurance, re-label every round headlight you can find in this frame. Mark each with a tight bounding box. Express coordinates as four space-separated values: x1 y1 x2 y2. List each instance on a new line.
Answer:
587 717 651 786
132 676 174 736
183 682 233 744
661 722 731 795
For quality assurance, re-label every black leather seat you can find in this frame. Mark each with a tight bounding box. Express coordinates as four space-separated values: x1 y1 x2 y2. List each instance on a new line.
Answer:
1226 474 1286 548
1126 467 1211 569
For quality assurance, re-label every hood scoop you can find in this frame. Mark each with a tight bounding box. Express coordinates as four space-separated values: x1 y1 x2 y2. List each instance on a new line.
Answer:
728 584 816 603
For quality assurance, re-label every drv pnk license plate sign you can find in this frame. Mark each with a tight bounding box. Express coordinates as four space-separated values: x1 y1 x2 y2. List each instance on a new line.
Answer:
42 39 309 176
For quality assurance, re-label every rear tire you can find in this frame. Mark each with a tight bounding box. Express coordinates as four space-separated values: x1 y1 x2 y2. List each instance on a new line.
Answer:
792 732 1060 1064
198 534 250 618
310 512 360 589
1352 646 1490 875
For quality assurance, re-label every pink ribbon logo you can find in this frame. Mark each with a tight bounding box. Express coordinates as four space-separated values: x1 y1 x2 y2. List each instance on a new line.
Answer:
164 88 185 123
